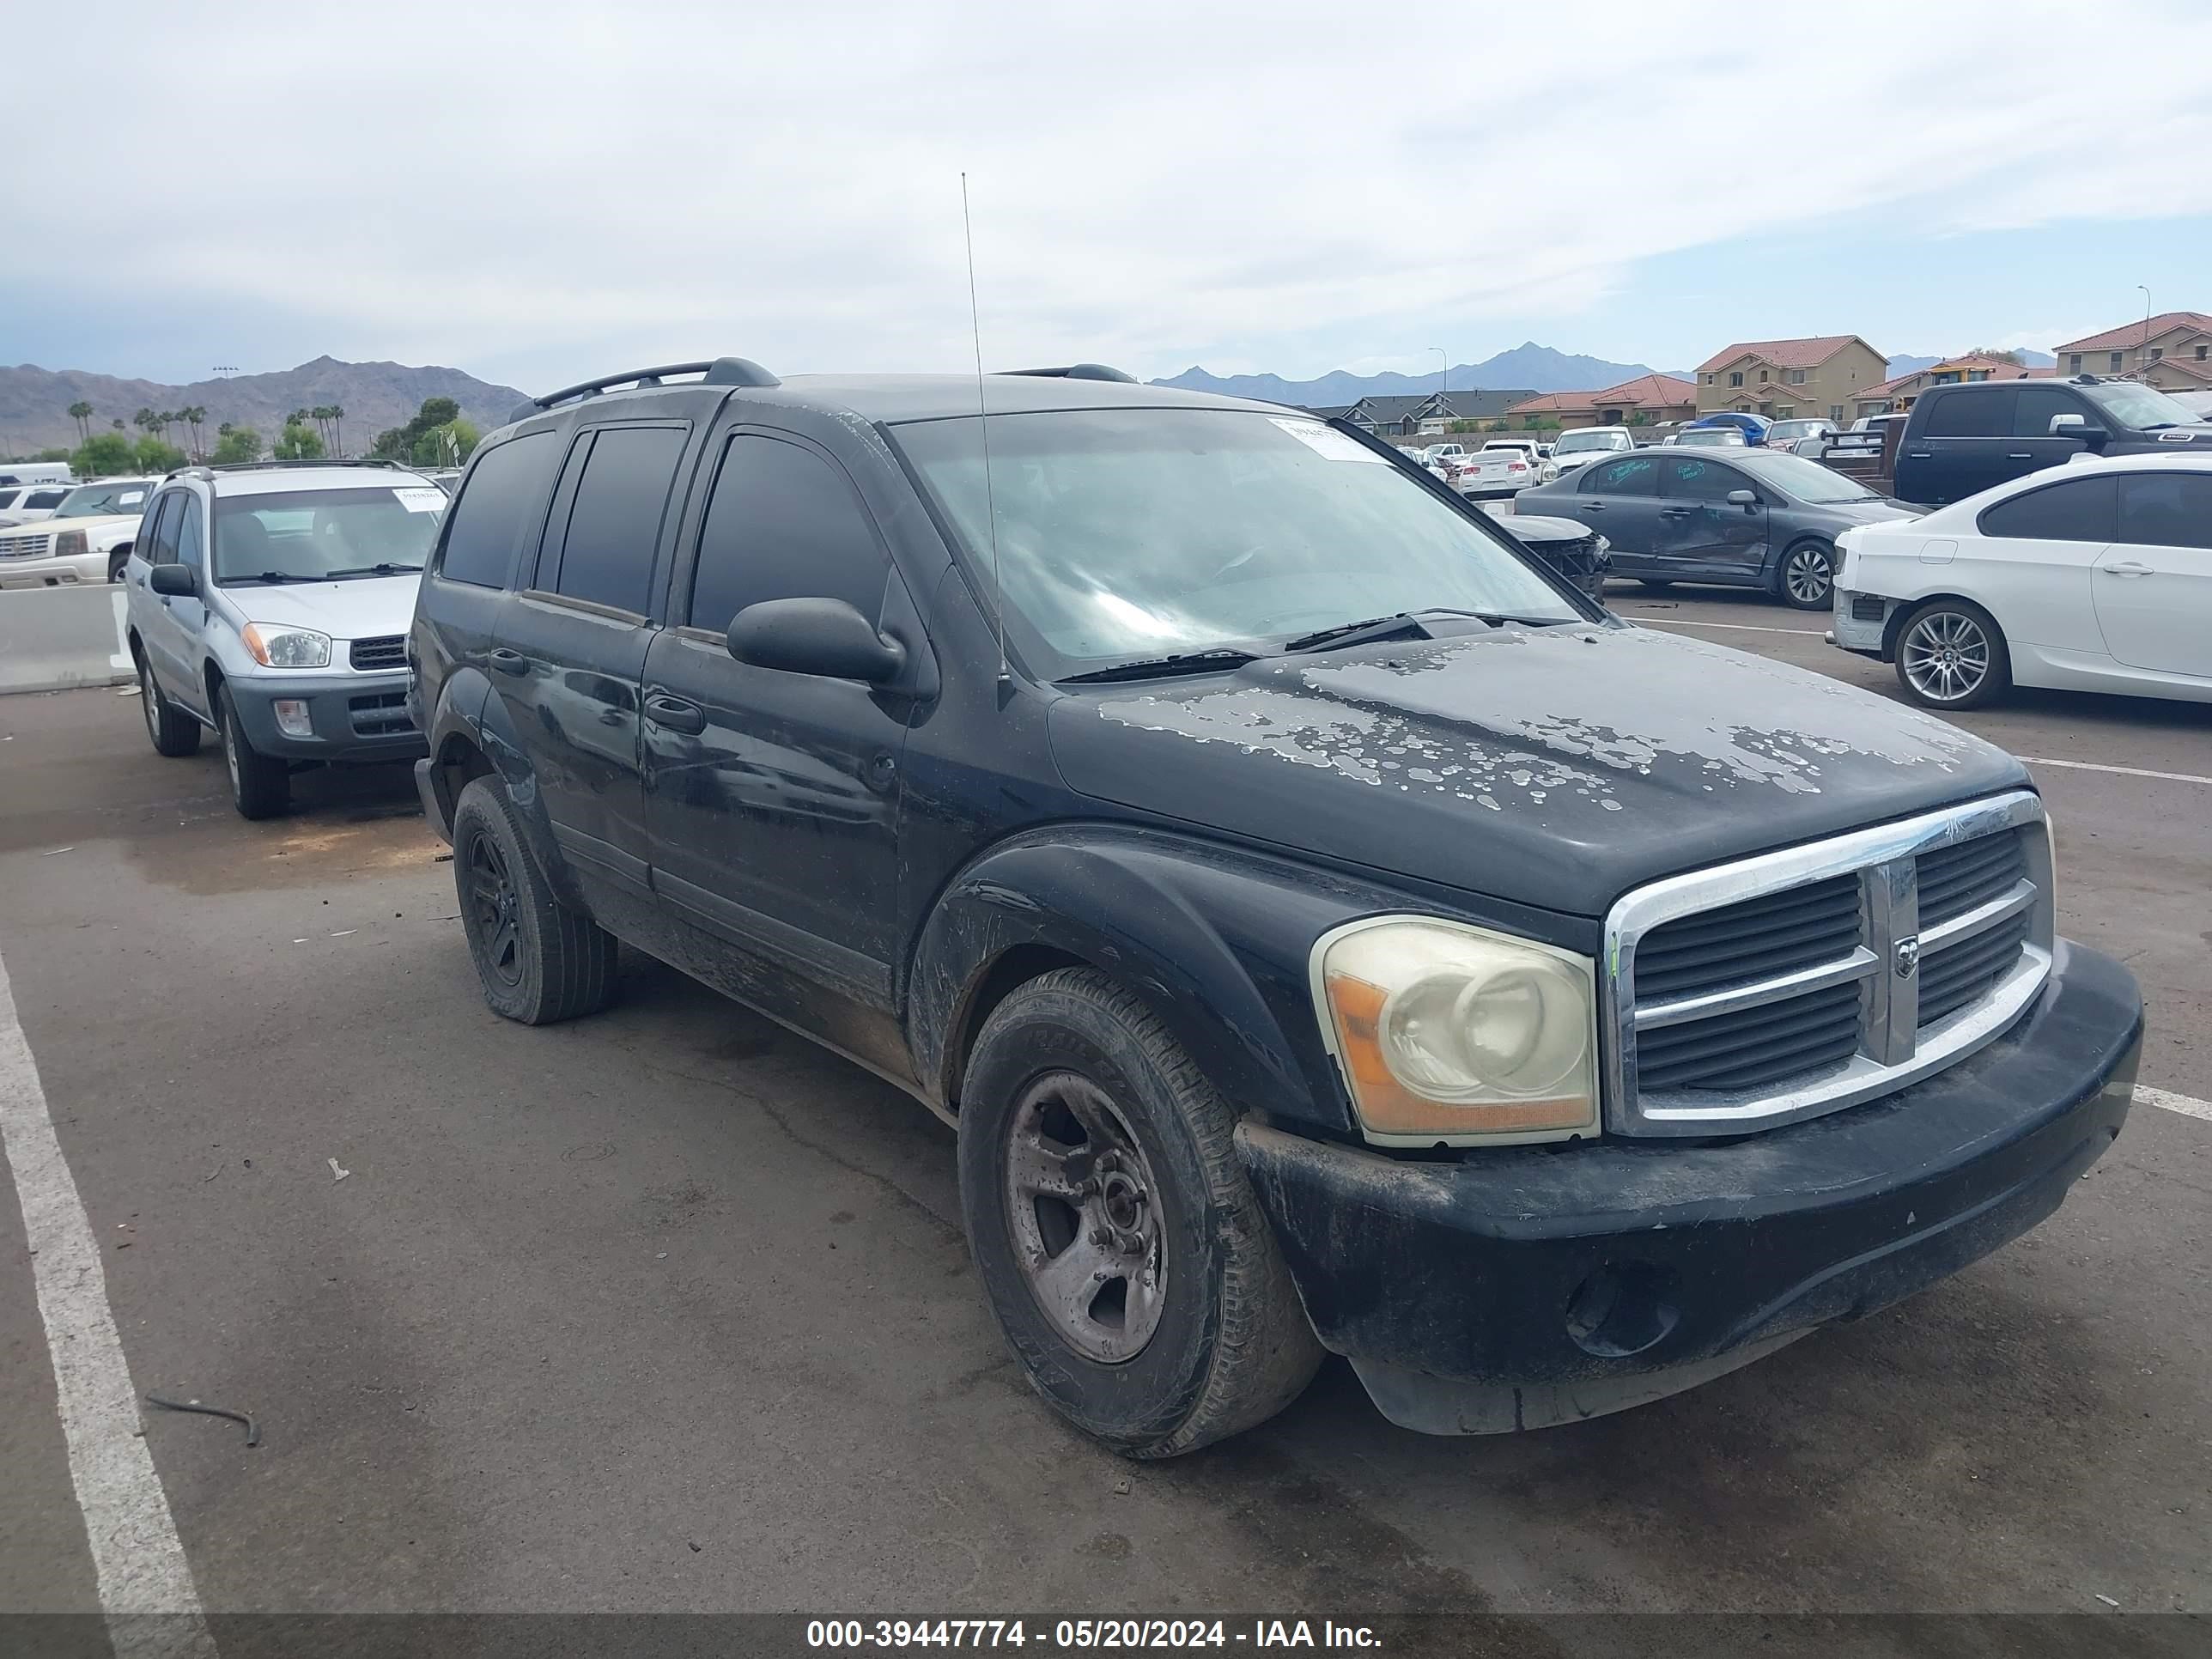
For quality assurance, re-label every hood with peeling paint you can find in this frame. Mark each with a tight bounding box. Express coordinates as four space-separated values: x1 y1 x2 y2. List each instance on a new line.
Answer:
1045 623 2027 917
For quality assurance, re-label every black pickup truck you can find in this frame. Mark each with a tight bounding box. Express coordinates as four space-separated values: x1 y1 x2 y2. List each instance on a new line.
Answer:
1893 374 2212 506
408 359 2142 1455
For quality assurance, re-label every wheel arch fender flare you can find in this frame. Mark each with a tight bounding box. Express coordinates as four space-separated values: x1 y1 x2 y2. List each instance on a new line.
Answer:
906 827 1370 1136
446 670 574 904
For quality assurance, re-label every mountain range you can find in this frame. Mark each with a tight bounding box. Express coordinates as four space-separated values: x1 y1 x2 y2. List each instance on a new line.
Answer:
1884 349 2057 377
0 356 528 456
1151 343 1691 407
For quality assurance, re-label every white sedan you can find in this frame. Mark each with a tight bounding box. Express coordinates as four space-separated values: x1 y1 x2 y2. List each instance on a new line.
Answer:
1832 454 2212 708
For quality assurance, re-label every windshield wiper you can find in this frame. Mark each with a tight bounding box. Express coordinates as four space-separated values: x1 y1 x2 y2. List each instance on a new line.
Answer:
225 570 319 585
1282 613 1431 653
325 562 424 578
1285 607 1574 653
1059 648 1260 684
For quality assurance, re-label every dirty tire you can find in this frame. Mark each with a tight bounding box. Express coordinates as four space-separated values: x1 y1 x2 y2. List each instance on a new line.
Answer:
217 684 288 818
450 776 619 1024
1775 538 1836 611
107 548 132 584
137 649 200 757
958 968 1322 1459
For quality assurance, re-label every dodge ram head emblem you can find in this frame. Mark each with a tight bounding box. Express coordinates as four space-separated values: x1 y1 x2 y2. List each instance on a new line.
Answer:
1894 937 1922 979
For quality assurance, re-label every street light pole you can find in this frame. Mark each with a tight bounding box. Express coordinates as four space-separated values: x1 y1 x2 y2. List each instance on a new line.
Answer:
2137 286 2151 375
1431 347 1447 430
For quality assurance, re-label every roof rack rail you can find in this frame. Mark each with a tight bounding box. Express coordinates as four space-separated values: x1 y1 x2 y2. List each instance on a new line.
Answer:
999 364 1138 383
163 459 413 482
512 357 781 424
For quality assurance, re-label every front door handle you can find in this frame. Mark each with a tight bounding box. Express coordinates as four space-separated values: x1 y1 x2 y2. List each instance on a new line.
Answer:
644 694 707 734
489 647 527 676
2007 453 2032 460
2106 561 2156 578
1579 501 1606 510
1659 506 1692 518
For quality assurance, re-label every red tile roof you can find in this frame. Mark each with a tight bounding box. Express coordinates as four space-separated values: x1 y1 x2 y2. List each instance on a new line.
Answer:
1508 374 1695 415
2154 356 2212 386
1852 356 2041 401
1696 335 1869 374
1592 374 1697 407
2054 312 2212 353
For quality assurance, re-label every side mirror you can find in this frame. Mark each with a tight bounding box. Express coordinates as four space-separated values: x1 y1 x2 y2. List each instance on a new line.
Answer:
149 562 197 597
1726 489 1759 509
726 597 904 684
2050 413 2110 449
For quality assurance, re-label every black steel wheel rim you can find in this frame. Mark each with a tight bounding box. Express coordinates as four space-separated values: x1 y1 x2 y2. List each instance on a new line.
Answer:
1003 1072 1168 1364
466 830 524 988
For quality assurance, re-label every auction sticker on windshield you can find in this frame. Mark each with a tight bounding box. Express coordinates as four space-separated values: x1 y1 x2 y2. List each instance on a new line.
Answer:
1268 417 1387 463
392 487 448 513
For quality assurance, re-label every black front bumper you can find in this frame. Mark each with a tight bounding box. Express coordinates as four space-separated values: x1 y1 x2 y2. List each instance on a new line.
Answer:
1238 940 2142 1434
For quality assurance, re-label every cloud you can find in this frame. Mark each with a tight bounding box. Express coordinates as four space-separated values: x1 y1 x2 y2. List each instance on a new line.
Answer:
4 0 2209 387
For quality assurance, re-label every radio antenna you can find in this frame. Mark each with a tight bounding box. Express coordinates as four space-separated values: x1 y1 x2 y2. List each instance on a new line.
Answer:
961 172 1010 687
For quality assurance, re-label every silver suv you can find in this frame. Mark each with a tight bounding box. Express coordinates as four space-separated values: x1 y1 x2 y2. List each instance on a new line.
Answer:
124 461 447 817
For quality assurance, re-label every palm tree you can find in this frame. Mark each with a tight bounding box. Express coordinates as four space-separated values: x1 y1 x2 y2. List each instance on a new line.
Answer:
112 418 126 432
67 401 93 445
134 407 156 436
328 403 344 458
182 405 208 459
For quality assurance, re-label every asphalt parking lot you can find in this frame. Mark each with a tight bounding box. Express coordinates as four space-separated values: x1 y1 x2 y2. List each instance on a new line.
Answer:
2 590 2208 1648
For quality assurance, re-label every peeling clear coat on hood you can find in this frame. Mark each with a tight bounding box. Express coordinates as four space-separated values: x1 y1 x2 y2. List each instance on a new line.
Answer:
218 573 422 641
1045 624 2027 918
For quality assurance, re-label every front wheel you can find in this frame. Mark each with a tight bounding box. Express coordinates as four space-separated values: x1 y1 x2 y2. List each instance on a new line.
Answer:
957 968 1322 1459
137 651 200 757
1895 598 2010 710
1776 539 1836 611
217 684 289 817
107 547 132 583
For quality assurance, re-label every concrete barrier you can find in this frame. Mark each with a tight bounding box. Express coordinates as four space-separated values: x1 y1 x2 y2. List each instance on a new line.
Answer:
0 585 137 696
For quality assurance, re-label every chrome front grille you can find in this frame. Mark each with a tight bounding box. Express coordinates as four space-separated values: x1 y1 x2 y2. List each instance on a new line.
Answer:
1604 792 2052 1136
0 532 54 560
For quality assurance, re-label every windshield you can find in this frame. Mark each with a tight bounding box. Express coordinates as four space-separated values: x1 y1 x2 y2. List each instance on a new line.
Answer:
213 485 447 584
55 480 153 518
1677 428 1743 447
1556 430 1630 453
891 409 1583 678
2082 380 2200 429
1769 421 1823 440
1741 453 1881 503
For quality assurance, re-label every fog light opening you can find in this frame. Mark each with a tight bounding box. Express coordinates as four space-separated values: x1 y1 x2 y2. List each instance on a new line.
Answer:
1565 1262 1680 1358
272 699 314 739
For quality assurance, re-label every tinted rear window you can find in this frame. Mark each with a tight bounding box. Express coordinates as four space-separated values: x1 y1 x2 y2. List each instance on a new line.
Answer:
1920 389 2014 438
1976 475 2115 543
440 433 556 588
545 426 688 615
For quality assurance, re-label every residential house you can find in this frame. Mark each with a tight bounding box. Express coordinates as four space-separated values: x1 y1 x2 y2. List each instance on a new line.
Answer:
1297 389 1537 437
1848 354 2050 420
1694 336 1887 424
2052 313 2212 391
1504 374 1697 429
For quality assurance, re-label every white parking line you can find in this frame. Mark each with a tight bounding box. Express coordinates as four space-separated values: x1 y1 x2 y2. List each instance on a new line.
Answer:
2021 757 2212 787
1627 615 1829 637
0 949 215 1652
2139 1085 2212 1122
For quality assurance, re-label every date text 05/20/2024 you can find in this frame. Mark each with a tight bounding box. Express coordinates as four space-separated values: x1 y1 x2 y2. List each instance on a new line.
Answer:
806 1620 1380 1649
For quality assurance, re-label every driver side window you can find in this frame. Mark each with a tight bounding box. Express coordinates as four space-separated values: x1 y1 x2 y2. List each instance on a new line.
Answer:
174 495 206 570
1662 456 1747 502
143 492 184 564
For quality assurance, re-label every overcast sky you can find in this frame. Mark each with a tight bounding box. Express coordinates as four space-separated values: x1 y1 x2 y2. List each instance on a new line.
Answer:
7 1 2209 392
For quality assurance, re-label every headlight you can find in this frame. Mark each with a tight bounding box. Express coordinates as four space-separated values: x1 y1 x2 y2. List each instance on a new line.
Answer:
1312 917 1599 1146
55 530 88 557
241 623 332 669
1540 464 1559 482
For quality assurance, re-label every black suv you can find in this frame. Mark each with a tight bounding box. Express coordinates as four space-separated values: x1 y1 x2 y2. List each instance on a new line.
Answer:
1893 374 2212 506
410 359 2142 1455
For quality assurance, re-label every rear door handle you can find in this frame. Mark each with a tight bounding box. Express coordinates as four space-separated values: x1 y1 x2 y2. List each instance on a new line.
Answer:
489 648 527 676
644 694 706 734
2106 561 2156 578
1906 451 1933 459
1579 501 1606 510
1660 506 1692 518
2006 453 2032 460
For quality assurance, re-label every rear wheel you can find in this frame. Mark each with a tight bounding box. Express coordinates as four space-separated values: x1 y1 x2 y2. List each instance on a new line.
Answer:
1895 598 2010 710
450 777 620 1024
137 650 200 757
107 546 132 583
217 684 289 818
1776 539 1836 610
957 968 1322 1458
